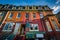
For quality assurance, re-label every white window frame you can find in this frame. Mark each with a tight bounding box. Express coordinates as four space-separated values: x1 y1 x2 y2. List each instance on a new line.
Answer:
8 12 13 18
29 24 39 31
2 22 14 32
40 13 43 18
16 13 21 18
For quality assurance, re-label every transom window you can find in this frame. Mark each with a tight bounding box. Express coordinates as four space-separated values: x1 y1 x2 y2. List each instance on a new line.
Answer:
9 13 13 18
30 24 39 31
17 13 20 18
2 22 14 32
26 13 29 18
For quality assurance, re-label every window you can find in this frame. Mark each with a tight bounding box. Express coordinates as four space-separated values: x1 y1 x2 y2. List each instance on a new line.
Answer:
0 6 2 9
33 13 36 18
21 6 25 9
40 13 43 18
36 6 38 9
39 7 43 10
0 12 4 16
44 7 49 10
13 23 20 34
12 7 16 9
52 20 60 31
4 6 7 9
0 12 2 16
46 20 52 31
30 24 39 31
17 13 20 18
26 13 29 18
29 6 32 9
9 13 13 18
2 22 14 32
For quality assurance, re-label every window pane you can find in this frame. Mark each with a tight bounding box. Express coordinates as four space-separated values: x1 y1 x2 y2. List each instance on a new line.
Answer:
17 13 20 18
26 13 29 18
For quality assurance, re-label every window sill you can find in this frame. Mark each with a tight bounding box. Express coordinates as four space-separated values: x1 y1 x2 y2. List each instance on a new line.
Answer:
48 30 52 32
56 30 60 31
29 30 39 31
2 30 12 32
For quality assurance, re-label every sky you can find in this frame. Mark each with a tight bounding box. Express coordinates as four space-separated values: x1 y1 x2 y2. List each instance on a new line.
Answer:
0 0 60 14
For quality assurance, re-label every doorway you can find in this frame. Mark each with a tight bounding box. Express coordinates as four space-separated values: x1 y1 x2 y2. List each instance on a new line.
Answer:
20 24 26 35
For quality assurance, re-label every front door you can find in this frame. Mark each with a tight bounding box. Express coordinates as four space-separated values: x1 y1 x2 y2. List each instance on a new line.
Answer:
20 24 26 35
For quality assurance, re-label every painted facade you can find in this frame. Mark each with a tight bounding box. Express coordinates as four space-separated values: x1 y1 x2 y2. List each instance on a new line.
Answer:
0 4 60 40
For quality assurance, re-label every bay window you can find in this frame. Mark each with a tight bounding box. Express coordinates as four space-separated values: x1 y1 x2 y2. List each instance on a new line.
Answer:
30 24 39 31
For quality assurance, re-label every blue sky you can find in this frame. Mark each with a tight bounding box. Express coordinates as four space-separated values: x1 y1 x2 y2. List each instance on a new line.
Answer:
0 0 60 14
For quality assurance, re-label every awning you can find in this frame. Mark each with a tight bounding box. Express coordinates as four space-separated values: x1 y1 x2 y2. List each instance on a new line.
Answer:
26 31 45 39
26 33 35 39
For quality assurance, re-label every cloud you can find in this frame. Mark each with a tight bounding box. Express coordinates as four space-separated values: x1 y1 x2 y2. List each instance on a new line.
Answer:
56 0 60 4
52 6 60 11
